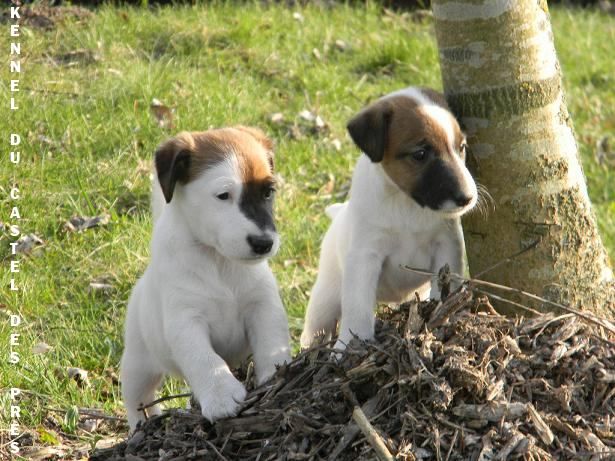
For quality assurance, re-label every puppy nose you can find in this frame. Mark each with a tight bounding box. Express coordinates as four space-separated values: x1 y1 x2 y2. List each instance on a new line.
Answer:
454 193 473 207
247 235 273 255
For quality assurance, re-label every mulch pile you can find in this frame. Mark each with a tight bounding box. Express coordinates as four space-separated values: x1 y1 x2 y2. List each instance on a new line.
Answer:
92 288 615 460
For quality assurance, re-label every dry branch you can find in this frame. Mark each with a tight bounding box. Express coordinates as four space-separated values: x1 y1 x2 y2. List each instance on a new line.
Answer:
352 405 394 461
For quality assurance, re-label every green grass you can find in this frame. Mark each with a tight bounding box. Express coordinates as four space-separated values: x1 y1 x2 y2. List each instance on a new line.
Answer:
0 2 613 454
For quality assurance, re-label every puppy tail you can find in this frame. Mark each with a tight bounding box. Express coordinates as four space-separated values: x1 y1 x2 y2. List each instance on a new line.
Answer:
151 173 166 224
325 203 345 220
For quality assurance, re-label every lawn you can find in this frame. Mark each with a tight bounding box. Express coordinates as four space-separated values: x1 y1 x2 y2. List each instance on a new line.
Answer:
1 1 613 455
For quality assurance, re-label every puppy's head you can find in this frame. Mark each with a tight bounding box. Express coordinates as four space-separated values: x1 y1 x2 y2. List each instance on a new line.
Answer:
347 87 477 217
155 126 279 261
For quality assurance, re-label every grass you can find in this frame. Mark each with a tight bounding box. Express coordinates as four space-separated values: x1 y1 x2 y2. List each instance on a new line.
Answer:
0 2 613 454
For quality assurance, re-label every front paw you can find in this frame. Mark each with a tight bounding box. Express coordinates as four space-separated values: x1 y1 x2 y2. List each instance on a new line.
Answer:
336 327 373 349
300 330 314 349
197 374 247 422
332 329 374 360
255 350 291 386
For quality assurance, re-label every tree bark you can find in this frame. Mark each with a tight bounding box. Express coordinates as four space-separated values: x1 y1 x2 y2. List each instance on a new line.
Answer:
431 0 614 317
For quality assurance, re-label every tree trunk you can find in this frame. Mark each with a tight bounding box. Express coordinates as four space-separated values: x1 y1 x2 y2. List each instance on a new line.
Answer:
431 0 614 317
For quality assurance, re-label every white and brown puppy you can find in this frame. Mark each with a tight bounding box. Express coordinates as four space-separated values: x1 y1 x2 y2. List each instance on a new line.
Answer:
300 87 477 350
121 126 291 431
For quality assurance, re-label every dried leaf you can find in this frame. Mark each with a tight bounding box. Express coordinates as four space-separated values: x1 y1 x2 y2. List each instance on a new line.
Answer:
90 281 113 294
80 418 99 433
15 233 45 254
299 109 316 122
67 367 90 388
64 214 110 232
334 39 348 51
150 98 175 129
36 427 61 445
269 112 284 124
32 342 52 355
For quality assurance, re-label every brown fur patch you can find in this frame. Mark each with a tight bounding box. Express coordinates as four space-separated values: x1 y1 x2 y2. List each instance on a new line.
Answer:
155 126 274 203
370 95 462 196
187 127 274 184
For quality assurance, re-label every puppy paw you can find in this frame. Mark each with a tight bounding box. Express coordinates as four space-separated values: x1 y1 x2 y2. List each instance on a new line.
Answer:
255 351 291 386
198 375 247 422
299 330 314 349
333 339 347 352
332 331 374 360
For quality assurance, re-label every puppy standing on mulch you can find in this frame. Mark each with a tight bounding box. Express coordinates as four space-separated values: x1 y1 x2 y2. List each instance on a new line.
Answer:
121 126 291 432
301 87 477 350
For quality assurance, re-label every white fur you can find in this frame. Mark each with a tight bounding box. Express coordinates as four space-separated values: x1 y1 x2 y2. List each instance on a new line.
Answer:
301 89 476 350
122 160 291 431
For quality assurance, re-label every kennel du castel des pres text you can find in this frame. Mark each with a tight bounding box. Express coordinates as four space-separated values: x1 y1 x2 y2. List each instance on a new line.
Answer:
6 2 25 456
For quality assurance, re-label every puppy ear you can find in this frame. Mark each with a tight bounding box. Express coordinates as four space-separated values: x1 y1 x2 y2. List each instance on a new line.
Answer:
234 125 275 170
155 133 194 203
347 102 393 163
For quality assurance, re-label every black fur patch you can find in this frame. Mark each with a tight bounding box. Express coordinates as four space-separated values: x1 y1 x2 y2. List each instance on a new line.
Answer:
347 104 392 163
155 145 192 203
411 158 466 210
239 181 276 231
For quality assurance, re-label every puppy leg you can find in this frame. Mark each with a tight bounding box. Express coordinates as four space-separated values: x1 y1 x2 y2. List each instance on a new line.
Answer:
246 285 291 385
301 227 343 349
301 268 342 349
168 320 247 422
120 342 163 432
336 249 384 349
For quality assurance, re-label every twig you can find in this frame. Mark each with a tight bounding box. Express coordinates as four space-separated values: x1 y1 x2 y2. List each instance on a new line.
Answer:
470 279 615 335
445 429 458 461
138 392 193 411
473 288 542 316
433 413 477 434
45 407 126 422
204 439 230 461
352 405 395 461
402 266 615 336
330 394 380 461
473 239 541 279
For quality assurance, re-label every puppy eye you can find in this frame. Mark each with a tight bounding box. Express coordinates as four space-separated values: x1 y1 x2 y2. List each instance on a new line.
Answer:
411 149 427 161
263 187 275 200
216 192 230 201
460 142 468 154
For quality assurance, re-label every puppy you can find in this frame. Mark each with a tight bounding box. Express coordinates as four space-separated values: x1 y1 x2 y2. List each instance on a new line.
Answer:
121 126 291 431
300 87 477 350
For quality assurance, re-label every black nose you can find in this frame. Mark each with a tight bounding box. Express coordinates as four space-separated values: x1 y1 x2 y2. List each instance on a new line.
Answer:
247 235 273 255
454 193 473 207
